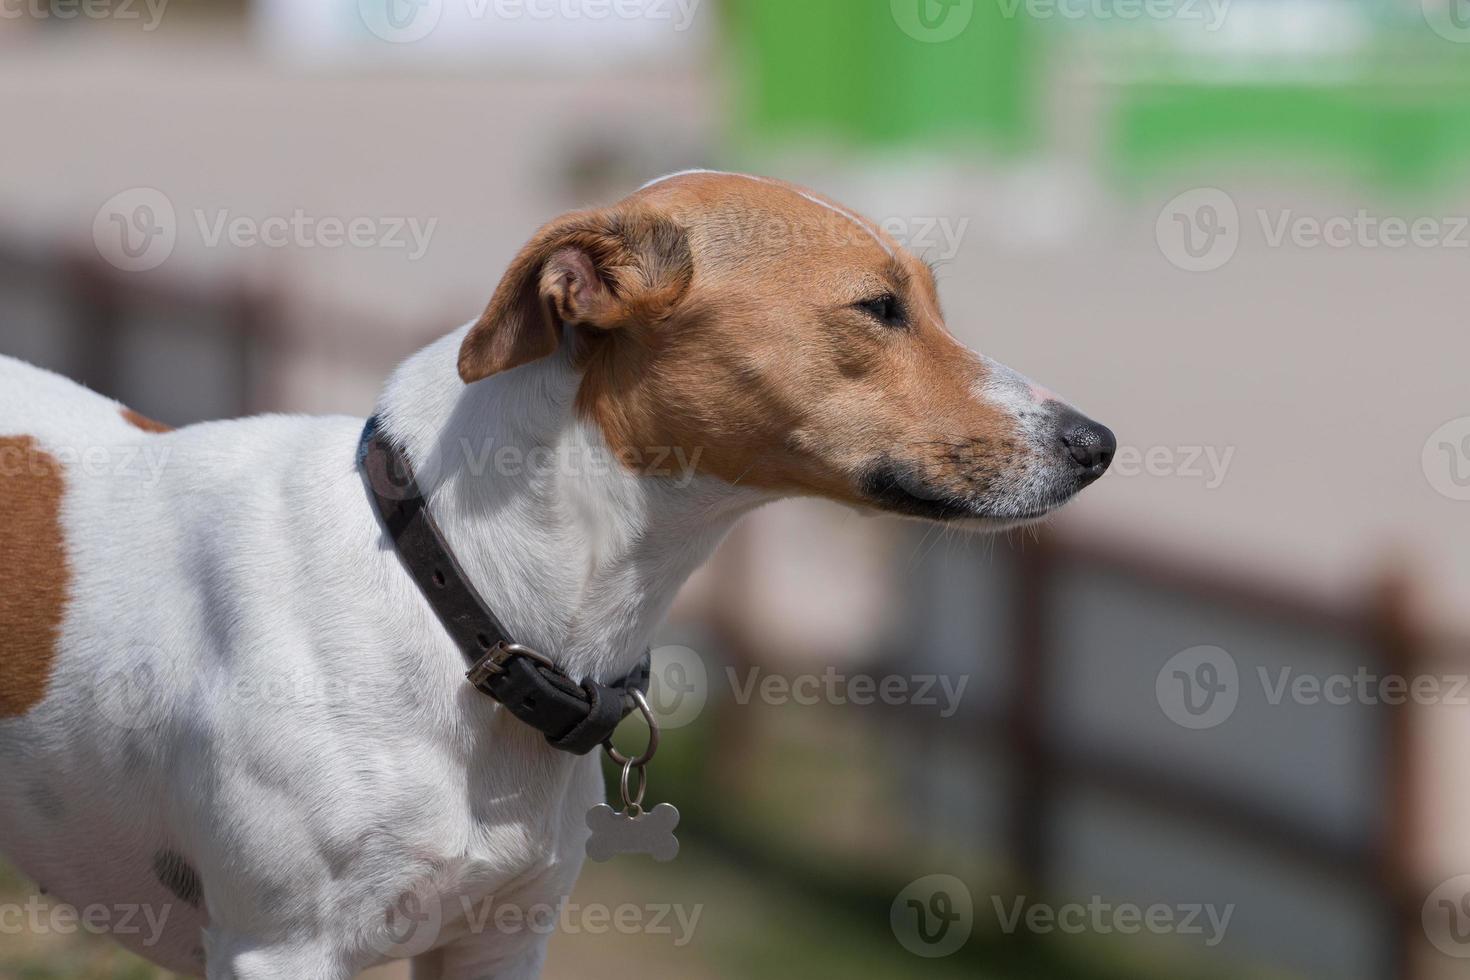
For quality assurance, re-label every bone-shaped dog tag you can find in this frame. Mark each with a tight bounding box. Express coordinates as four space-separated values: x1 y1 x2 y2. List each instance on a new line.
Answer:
585 803 680 862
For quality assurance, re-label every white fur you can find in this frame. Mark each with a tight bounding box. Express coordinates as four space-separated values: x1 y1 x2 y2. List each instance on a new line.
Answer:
0 329 765 980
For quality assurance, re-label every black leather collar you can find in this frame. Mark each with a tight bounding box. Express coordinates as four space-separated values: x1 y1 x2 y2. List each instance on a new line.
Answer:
357 416 651 756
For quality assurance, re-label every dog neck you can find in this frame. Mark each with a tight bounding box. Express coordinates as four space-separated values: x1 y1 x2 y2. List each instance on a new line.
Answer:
373 325 765 685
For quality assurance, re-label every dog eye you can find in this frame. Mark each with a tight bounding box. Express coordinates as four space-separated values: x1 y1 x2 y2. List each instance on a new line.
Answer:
855 294 907 328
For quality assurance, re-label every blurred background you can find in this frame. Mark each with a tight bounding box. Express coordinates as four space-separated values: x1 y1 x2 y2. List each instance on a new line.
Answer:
3 0 1470 977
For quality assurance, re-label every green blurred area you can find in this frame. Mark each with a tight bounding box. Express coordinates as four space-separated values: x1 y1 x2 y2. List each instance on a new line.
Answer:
731 0 1037 152
735 0 1470 191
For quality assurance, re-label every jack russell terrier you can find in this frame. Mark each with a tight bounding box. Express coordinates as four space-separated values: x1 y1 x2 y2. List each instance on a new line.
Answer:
0 171 1114 979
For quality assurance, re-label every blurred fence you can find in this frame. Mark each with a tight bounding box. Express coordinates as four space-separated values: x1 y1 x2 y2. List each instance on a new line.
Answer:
0 238 273 423
680 516 1463 979
0 237 418 425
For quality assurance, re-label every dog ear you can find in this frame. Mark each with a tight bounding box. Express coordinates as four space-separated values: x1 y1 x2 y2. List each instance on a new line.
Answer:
458 207 693 384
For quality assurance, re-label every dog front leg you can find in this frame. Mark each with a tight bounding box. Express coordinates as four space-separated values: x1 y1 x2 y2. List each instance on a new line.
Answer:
202 933 354 980
422 934 550 980
410 946 446 980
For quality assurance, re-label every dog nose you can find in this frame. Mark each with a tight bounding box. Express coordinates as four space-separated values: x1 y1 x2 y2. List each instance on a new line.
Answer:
1056 409 1116 482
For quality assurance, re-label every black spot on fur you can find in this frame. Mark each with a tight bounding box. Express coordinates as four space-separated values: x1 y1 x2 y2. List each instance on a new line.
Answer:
153 850 204 909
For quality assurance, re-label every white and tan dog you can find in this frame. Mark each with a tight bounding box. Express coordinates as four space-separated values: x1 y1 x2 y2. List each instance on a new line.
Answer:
0 172 1113 979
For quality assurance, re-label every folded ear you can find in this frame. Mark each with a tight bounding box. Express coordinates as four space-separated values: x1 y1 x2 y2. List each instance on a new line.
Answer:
458 206 693 384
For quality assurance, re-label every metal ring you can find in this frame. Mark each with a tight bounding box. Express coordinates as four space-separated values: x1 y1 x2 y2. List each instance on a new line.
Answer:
620 758 647 812
502 643 557 671
603 689 659 767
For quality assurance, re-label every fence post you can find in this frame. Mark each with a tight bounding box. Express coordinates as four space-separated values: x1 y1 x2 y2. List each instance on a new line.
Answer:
1371 566 1421 980
65 252 124 400
1010 533 1052 894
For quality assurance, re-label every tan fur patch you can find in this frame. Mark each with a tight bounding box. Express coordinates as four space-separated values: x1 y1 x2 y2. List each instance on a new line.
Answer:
0 436 70 717
121 407 172 434
569 173 1019 505
467 172 1031 509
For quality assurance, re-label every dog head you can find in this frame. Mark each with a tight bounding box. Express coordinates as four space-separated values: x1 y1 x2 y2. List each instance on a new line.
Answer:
458 171 1113 527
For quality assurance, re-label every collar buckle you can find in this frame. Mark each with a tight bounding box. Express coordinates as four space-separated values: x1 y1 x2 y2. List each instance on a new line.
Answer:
467 641 558 689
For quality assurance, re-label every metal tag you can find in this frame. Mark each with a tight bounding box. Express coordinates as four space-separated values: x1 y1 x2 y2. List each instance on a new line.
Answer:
585 802 681 862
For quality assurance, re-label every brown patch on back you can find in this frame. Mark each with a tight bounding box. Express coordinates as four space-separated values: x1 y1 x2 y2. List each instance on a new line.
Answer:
121 407 172 434
0 436 70 717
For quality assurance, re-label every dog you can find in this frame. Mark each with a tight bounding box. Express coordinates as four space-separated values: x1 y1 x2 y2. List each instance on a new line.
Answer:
0 171 1114 979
